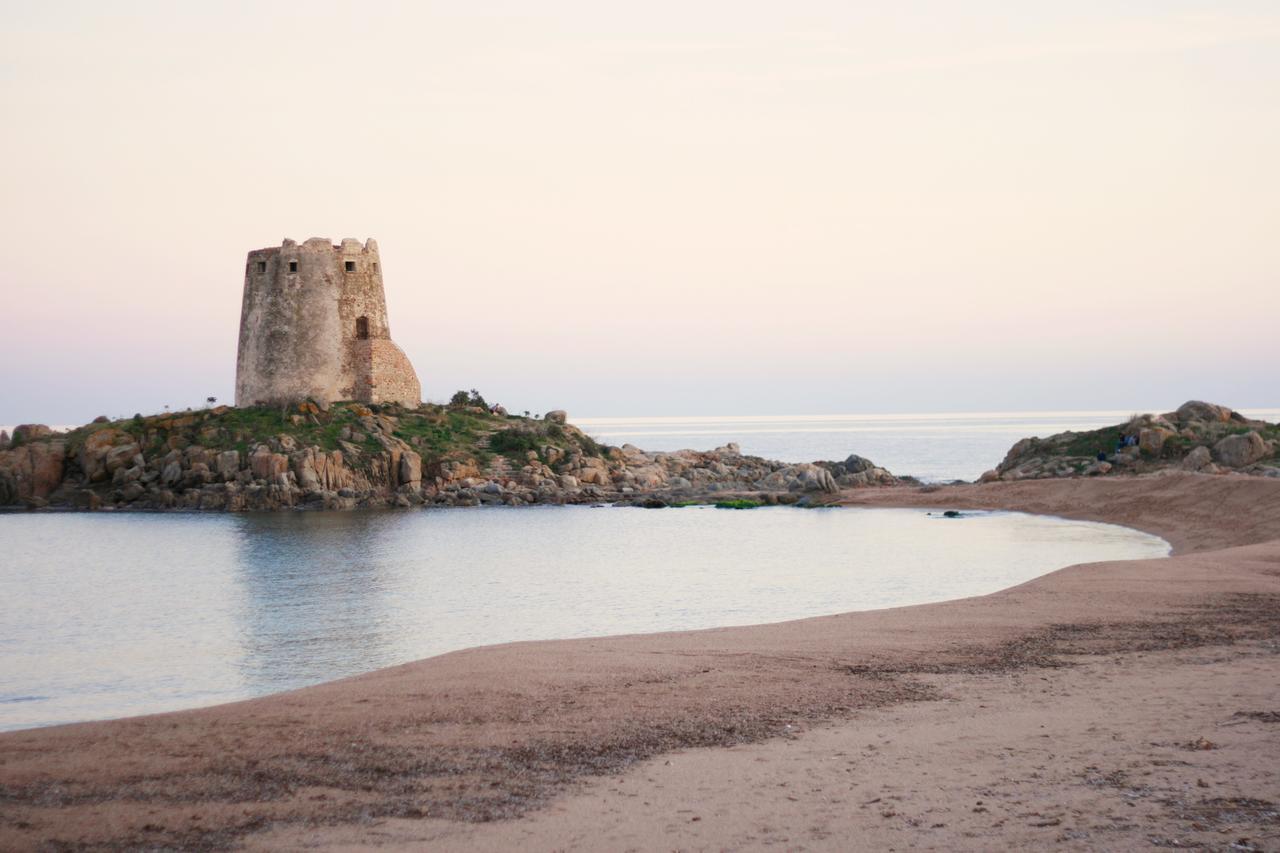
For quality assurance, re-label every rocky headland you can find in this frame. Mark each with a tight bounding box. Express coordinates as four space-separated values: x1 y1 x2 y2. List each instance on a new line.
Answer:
3 398 1274 513
983 400 1279 482
0 402 897 512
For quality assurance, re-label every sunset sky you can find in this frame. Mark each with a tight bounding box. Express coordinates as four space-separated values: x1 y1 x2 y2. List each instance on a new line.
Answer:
2 1 1278 424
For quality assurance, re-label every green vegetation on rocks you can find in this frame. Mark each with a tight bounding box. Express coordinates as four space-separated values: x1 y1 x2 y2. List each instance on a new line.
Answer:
714 498 764 509
989 401 1280 483
0 395 900 511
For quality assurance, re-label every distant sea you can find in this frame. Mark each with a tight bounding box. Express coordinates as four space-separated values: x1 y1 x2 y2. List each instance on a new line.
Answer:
5 408 1278 485
577 409 1280 483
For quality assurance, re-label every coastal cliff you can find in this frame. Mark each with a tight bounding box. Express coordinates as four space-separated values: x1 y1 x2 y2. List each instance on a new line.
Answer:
0 403 897 512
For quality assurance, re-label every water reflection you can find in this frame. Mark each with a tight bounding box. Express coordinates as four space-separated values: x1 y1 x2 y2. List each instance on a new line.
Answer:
0 507 1169 731
231 512 402 693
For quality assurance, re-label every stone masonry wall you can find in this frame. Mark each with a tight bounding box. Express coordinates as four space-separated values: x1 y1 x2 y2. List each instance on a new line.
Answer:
354 340 423 408
235 237 421 407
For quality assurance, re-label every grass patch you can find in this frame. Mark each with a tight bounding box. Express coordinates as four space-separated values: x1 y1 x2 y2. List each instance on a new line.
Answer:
12 402 625 482
487 428 546 459
393 409 493 460
1061 427 1123 459
576 432 609 459
714 499 763 509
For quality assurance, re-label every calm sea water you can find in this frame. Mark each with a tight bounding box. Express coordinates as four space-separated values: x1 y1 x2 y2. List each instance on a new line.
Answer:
577 408 1280 482
0 507 1167 731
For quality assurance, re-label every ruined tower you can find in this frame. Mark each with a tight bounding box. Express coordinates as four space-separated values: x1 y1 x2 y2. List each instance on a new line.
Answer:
235 237 422 408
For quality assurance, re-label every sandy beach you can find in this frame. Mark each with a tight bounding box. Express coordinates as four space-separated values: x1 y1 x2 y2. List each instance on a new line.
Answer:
2 472 1278 850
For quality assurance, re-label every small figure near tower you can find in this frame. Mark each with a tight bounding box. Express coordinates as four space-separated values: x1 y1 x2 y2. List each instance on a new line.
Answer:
235 237 422 408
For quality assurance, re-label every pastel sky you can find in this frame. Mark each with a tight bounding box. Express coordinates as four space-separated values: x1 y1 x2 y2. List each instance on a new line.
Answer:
2 1 1277 424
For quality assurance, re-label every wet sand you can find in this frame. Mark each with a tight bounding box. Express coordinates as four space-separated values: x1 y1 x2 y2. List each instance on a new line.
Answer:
2 472 1278 850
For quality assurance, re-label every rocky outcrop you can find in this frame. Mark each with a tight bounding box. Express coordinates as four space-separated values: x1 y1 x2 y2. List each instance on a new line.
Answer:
1175 400 1239 425
757 464 838 494
78 428 133 483
11 424 55 445
0 438 67 506
992 402 1278 482
0 404 898 512
488 439 886 506
817 454 898 488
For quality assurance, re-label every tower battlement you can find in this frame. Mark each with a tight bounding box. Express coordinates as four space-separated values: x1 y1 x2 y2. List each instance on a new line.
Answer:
234 237 422 408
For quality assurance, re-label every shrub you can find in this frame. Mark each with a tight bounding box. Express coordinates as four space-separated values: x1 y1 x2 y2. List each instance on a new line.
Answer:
447 389 489 410
488 429 543 457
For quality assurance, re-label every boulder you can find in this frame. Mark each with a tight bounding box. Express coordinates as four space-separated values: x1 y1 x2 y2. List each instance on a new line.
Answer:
1213 431 1267 468
184 446 211 468
398 450 422 489
545 410 568 424
215 450 240 479
1176 401 1235 425
819 454 898 487
0 440 67 502
12 424 54 444
1180 445 1213 472
104 443 141 475
72 489 102 510
759 463 838 493
0 430 9 450
577 467 611 486
997 437 1037 473
250 448 289 480
1138 427 1175 456
161 460 183 486
289 448 351 493
315 450 351 491
291 450 320 491
1084 460 1112 476
840 454 876 474
78 428 135 483
628 466 667 489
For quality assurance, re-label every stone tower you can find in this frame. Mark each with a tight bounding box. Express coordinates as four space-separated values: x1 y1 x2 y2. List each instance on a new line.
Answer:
235 237 422 408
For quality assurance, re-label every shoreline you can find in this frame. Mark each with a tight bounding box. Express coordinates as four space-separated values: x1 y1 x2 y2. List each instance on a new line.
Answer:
0 503 1170 736
2 473 1278 849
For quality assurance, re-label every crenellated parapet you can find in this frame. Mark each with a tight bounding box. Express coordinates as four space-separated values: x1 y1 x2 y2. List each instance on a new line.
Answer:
235 237 421 408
